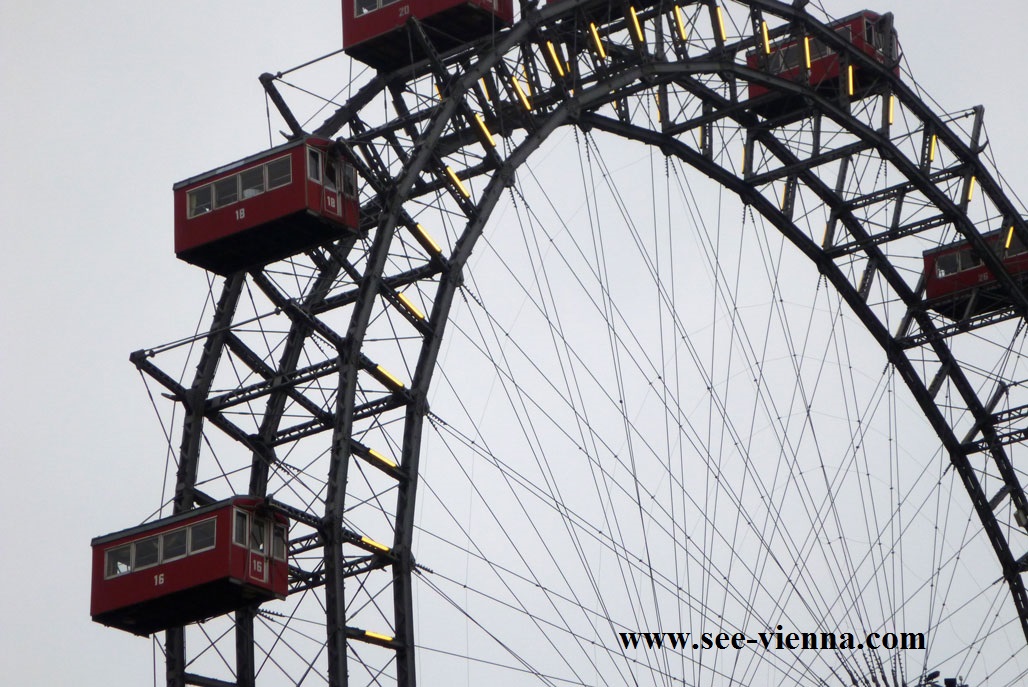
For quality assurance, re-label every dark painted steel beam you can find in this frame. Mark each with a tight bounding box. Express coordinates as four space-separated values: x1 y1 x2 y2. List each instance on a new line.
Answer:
260 73 306 139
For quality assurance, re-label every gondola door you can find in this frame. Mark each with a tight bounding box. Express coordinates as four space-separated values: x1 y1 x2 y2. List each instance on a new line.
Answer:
245 514 270 585
322 156 344 221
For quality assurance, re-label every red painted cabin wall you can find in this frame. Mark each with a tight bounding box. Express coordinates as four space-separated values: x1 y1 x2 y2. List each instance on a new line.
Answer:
173 138 358 275
922 229 1028 319
342 0 514 70
91 497 288 636
745 11 897 107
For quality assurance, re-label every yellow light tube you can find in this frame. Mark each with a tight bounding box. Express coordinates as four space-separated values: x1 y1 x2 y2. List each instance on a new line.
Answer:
967 175 977 202
928 134 937 162
887 94 895 124
480 77 491 101
780 183 789 210
655 93 661 122
674 5 688 42
474 113 496 148
1006 226 1016 250
364 630 394 643
847 64 855 96
546 41 566 77
761 20 770 55
629 6 645 44
589 22 607 59
375 365 406 391
445 166 471 198
803 36 811 69
434 83 443 101
715 5 727 42
368 448 398 469
511 76 532 111
413 223 442 256
360 536 391 553
397 291 426 321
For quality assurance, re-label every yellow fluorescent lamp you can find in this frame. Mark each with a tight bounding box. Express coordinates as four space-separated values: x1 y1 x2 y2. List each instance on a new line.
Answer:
779 182 793 210
715 5 727 42
360 536 391 553
673 5 688 42
511 76 532 111
847 64 855 96
928 134 937 162
374 364 406 391
966 175 977 202
396 291 426 321
474 113 496 148
413 223 442 256
364 630 394 643
445 166 471 199
629 6 644 44
545 41 566 77
1006 226 1016 250
761 20 770 54
368 448 398 469
803 36 811 69
589 22 607 59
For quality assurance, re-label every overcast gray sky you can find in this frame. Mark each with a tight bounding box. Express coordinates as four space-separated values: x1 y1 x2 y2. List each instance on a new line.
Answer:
3 1 1028 684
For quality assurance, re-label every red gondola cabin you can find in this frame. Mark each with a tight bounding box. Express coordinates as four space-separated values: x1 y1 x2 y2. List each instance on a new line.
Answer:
174 137 359 275
91 497 289 636
342 0 514 70
746 11 899 117
922 228 1028 320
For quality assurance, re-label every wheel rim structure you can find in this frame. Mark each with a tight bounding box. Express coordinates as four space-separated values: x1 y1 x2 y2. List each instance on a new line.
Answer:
130 1 1028 685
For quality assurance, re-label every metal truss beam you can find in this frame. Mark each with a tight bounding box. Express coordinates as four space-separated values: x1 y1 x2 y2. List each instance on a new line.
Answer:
136 4 1028 686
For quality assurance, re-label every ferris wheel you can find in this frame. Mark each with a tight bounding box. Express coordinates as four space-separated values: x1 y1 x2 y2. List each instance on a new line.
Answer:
90 1 1028 685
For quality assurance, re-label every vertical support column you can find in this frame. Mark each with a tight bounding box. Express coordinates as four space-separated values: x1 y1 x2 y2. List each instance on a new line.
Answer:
858 258 877 301
919 126 937 173
236 605 257 687
821 155 850 249
393 392 428 687
167 272 245 687
742 129 755 179
706 0 726 50
174 273 246 513
881 92 895 133
780 175 798 220
958 106 985 215
749 9 768 64
325 352 359 687
166 630 186 687
700 103 713 160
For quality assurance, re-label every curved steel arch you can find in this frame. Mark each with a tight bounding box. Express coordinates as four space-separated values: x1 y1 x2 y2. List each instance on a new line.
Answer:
134 1 1028 685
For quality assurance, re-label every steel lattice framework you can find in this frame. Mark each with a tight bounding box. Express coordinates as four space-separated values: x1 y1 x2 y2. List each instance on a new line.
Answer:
132 1 1028 685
